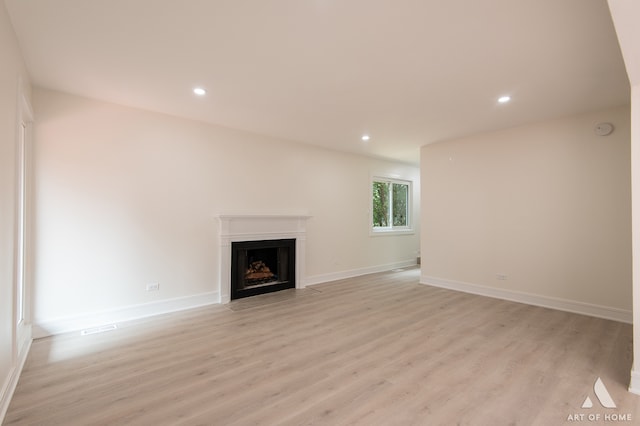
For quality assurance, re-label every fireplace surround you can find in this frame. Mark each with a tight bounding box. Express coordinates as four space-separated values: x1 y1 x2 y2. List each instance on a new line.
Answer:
217 214 310 303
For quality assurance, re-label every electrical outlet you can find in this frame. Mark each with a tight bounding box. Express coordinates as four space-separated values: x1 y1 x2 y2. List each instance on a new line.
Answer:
146 282 159 291
496 274 508 280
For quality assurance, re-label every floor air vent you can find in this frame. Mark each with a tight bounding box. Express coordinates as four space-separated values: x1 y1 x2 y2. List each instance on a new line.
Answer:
81 324 118 335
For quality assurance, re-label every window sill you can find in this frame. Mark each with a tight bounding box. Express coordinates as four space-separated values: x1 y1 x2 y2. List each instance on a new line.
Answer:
370 228 415 237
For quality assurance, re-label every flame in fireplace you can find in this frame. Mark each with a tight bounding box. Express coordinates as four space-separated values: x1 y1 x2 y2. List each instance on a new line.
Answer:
245 260 276 284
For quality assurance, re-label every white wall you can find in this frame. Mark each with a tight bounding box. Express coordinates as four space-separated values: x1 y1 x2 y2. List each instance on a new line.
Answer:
421 106 631 320
0 1 31 420
32 89 420 333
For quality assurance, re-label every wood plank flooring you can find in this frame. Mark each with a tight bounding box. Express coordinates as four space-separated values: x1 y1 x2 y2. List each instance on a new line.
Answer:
4 267 639 425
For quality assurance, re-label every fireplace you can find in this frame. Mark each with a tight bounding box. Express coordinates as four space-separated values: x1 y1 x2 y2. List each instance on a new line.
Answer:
217 214 310 303
231 239 295 299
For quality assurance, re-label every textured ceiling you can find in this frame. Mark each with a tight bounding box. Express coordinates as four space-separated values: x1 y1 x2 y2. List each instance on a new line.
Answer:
5 0 630 164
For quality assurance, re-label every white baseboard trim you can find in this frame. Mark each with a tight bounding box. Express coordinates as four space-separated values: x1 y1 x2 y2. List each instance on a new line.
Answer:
31 260 419 338
33 291 219 338
629 369 640 395
305 259 417 286
0 337 32 424
421 275 632 324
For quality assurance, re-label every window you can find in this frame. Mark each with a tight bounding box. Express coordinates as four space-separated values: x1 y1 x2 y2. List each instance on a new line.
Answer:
371 177 412 234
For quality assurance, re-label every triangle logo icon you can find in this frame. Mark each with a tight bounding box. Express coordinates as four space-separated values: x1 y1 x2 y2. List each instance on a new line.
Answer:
593 377 616 408
581 377 617 409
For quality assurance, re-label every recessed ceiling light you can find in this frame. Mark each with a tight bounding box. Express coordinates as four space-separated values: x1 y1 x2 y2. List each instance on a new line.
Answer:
193 87 206 96
361 135 370 141
498 95 511 103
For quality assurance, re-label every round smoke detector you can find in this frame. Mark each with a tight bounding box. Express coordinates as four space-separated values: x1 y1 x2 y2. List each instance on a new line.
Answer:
594 122 614 136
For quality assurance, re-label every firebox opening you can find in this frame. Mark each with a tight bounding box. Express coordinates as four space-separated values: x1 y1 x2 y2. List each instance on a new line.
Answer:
231 239 295 300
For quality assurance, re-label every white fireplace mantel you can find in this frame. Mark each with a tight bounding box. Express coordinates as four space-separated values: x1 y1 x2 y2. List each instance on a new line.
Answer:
217 214 311 303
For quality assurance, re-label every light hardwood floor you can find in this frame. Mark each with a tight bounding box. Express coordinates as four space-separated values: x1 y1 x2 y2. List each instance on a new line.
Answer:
4 268 639 425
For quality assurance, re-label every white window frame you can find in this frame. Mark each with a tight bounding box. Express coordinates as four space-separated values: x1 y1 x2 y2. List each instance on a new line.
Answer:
370 175 414 236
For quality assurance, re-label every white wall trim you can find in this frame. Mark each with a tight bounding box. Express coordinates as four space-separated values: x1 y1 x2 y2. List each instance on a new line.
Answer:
306 259 417 286
0 338 32 424
33 291 218 338
629 369 640 395
421 275 632 324
31 259 418 338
